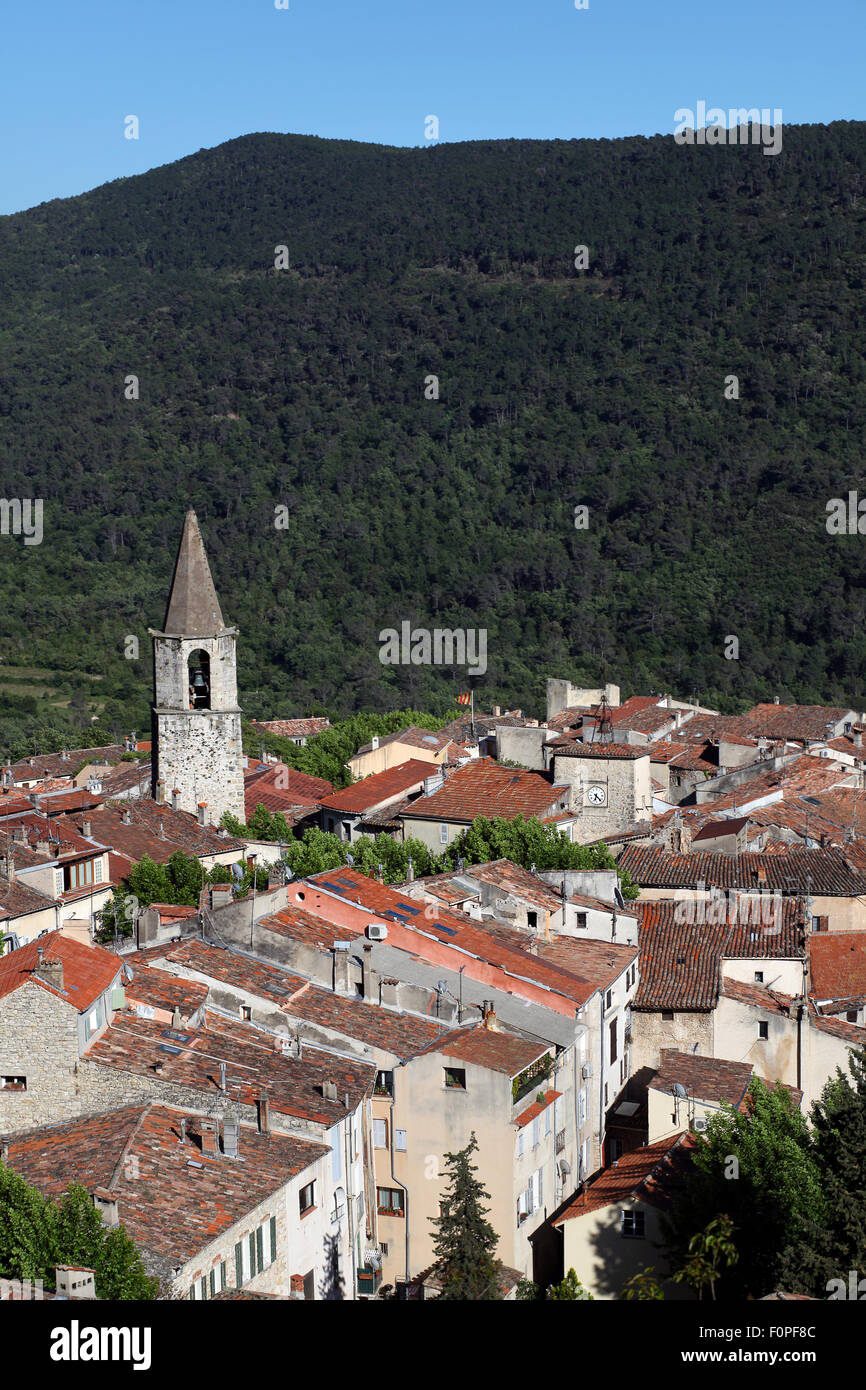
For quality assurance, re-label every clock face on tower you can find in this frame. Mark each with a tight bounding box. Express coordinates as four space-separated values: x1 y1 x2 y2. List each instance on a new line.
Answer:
586 783 607 806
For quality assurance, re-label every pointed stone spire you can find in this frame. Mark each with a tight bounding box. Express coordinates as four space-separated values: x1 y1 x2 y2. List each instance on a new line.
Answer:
162 509 227 634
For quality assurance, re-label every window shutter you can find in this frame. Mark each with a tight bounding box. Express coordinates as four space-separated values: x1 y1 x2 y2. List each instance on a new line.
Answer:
538 1168 543 1207
220 1260 227 1291
395 1129 407 1152
256 1226 264 1274
94 859 103 883
54 868 64 895
544 1106 552 1136
269 1217 277 1266
517 1131 524 1158
532 1117 539 1148
235 1242 243 1288
209 1270 215 1298
201 1275 208 1301
330 1125 342 1180
189 1286 195 1300
249 1232 256 1276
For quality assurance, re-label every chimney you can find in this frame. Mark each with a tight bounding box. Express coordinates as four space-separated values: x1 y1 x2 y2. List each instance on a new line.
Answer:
200 1119 219 1158
121 807 132 825
258 1091 270 1135
1 851 14 885
81 818 92 837
773 695 780 705
197 802 207 826
406 857 414 883
179 1118 187 1145
155 780 165 805
158 818 166 839
61 749 69 762
222 1120 240 1159
91 1189 119 1226
481 1000 498 1030
171 789 180 811
855 729 863 749
55 1267 97 1301
333 943 352 994
323 1080 338 1102
219 1061 227 1092
362 942 376 999
37 958 64 993
375 862 384 884
492 705 501 717
371 736 379 750
0 1139 8 1162
35 838 50 855
13 825 26 843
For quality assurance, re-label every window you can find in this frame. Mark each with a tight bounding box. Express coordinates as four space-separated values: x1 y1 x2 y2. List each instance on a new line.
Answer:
64 858 95 891
621 1210 645 1239
544 1105 552 1137
527 911 538 930
609 1018 617 1064
758 1021 769 1041
661 1010 675 1022
377 1187 405 1216
847 1009 859 1023
299 1181 316 1215
605 989 613 1011
754 971 764 984
575 911 587 930
610 1138 623 1161
374 1070 394 1097
380 1242 389 1258
394 1129 407 1152
240 1005 252 1021
330 1186 346 1222
444 1067 466 1090
373 1118 389 1149
0 1075 26 1091
233 1220 275 1287
578 1088 587 1126
439 823 449 844
303 1269 315 1301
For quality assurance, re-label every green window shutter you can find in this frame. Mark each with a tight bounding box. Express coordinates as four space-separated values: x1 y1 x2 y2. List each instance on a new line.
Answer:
256 1225 264 1274
269 1216 277 1267
235 1241 243 1288
249 1232 256 1276
201 1275 207 1301
189 1286 195 1300
209 1269 216 1298
221 1260 227 1291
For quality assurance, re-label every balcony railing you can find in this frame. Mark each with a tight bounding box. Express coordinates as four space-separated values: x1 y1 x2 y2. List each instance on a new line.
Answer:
555 1129 566 1154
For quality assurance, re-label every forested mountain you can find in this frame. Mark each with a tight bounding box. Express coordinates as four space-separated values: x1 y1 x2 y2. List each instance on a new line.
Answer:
0 123 865 746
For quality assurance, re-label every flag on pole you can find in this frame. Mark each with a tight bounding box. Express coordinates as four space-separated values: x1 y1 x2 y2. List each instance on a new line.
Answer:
456 692 472 706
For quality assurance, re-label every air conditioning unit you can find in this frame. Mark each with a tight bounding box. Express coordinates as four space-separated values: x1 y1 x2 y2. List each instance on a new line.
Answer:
366 924 388 941
581 1062 593 1079
693 1117 708 1133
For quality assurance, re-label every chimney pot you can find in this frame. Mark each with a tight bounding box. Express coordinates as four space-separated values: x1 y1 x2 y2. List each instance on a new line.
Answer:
155 780 165 805
200 1119 219 1158
171 789 180 811
197 802 207 826
258 1091 270 1135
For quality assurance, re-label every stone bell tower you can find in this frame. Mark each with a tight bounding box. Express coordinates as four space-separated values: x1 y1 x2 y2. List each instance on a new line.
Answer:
150 509 245 824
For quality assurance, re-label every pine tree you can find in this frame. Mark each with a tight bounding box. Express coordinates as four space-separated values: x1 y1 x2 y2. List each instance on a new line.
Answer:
429 1133 501 1300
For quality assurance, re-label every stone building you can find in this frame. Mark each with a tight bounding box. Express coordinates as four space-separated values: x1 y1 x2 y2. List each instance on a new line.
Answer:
149 509 245 825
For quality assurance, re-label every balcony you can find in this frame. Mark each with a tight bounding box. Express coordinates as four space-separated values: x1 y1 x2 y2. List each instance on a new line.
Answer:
555 1129 566 1154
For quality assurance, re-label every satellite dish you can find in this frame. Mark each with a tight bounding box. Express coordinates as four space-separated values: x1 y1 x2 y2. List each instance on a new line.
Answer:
346 853 354 865
230 862 244 883
672 1083 687 1099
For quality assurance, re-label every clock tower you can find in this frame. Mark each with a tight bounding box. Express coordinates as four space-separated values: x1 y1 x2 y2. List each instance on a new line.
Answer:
149 509 245 825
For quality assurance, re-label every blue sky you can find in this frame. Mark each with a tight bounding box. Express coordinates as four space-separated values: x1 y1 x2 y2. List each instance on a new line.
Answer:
2 0 864 214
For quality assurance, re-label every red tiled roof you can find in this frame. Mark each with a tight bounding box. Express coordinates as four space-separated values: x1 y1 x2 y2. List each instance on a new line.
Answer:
550 741 650 760
692 818 749 842
123 960 209 1020
60 800 246 867
244 763 332 819
353 727 457 758
634 908 727 1011
514 1089 561 1128
553 1134 691 1221
608 696 662 725
252 717 331 738
650 1050 753 1108
415 1023 550 1075
136 939 448 1054
400 758 564 822
808 933 866 1004
10 745 127 782
4 1103 327 1265
319 760 433 814
721 977 797 1014
86 1011 375 1125
618 844 866 895
0 932 120 1009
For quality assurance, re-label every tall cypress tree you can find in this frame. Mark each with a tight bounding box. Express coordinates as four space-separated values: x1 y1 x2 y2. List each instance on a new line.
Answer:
429 1133 502 1300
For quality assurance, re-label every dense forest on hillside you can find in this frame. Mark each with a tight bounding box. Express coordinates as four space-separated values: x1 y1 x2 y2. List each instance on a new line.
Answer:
0 123 865 744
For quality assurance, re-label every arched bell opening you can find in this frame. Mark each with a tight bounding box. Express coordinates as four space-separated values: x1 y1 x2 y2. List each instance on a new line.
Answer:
188 650 211 710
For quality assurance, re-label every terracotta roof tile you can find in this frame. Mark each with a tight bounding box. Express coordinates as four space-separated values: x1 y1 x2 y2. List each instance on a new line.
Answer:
553 1134 692 1221
252 718 331 739
0 932 120 1009
319 760 433 814
400 758 564 822
4 1103 327 1265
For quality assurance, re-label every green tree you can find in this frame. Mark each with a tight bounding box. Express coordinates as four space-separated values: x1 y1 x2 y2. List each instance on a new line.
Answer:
671 1215 738 1302
547 1268 594 1300
430 1133 502 1300
779 1048 866 1297
621 1266 665 1300
0 1162 56 1282
663 1078 825 1299
53 1185 157 1300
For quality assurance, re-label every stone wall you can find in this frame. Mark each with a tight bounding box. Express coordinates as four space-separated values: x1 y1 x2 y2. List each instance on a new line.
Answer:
0 984 81 1132
153 708 245 823
630 1008 715 1073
